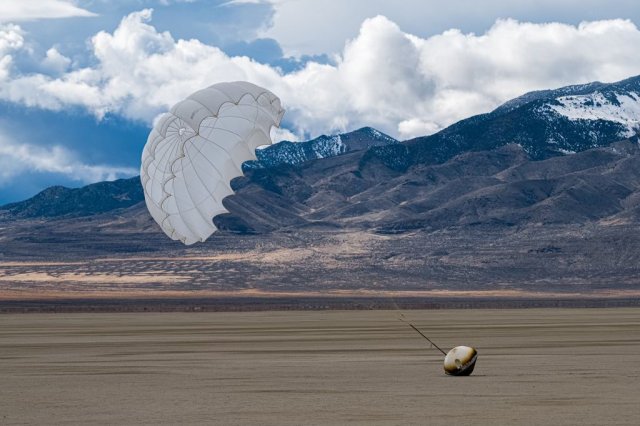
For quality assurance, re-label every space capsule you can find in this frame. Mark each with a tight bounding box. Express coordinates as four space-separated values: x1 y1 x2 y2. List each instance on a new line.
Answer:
443 346 478 376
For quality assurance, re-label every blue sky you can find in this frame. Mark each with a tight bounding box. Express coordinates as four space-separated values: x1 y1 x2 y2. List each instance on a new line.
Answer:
1 0 640 204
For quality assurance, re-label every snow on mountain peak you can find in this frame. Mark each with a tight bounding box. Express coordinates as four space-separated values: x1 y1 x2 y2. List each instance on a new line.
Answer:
367 127 396 143
313 135 345 158
549 91 640 137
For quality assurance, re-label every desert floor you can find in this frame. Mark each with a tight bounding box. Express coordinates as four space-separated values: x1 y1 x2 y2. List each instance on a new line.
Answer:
1 308 638 425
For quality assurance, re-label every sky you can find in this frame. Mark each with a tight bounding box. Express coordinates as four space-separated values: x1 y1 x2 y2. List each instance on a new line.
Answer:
1 0 640 204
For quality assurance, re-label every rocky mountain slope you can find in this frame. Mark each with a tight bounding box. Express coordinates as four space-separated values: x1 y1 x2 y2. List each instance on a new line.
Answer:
247 126 397 169
4 76 638 222
1 138 638 301
365 75 640 169
0 127 396 220
1 77 639 301
0 178 142 219
216 137 640 233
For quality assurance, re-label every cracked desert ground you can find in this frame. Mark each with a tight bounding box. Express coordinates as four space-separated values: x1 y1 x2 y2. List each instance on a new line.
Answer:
1 308 639 425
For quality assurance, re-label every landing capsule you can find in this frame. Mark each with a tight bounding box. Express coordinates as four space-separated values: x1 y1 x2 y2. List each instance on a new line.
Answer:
444 346 478 376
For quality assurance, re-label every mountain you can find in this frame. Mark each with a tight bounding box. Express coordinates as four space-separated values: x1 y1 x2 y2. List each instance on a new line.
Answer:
0 178 143 219
215 136 640 233
0 127 396 220
365 75 640 170
245 126 397 170
2 78 640 302
5 76 639 221
1 138 639 300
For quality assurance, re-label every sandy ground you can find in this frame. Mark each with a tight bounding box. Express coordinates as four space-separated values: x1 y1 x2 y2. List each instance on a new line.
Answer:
1 308 639 425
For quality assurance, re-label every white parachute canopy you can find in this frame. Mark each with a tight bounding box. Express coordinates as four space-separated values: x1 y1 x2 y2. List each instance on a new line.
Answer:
140 81 285 245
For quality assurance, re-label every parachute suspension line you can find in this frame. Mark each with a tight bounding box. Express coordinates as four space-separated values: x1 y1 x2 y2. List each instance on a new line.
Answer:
397 313 447 355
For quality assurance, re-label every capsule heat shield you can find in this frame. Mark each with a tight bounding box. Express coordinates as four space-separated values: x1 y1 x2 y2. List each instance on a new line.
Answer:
444 346 478 376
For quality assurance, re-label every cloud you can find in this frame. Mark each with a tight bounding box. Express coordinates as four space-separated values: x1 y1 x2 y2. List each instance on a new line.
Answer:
2 9 640 141
0 23 24 79
41 47 71 74
270 126 299 143
0 0 96 23
0 24 23 53
0 130 137 186
0 9 286 120
254 0 640 57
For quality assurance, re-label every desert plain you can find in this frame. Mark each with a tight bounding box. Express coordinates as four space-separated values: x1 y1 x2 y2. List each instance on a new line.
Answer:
1 308 638 425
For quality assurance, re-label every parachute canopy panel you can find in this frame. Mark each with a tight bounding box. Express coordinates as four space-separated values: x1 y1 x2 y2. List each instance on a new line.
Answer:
140 81 285 245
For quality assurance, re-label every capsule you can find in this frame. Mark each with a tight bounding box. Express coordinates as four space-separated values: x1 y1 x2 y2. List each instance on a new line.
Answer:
444 346 478 376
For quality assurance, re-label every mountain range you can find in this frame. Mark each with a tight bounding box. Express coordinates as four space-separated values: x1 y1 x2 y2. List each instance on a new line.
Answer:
367 75 640 170
1 76 639 304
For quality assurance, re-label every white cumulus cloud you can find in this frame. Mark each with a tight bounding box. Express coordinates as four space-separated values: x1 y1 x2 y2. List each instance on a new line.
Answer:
2 9 640 140
41 47 72 74
0 23 24 80
0 130 137 186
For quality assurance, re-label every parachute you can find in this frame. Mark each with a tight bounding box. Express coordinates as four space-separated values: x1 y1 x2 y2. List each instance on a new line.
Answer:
140 82 284 245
